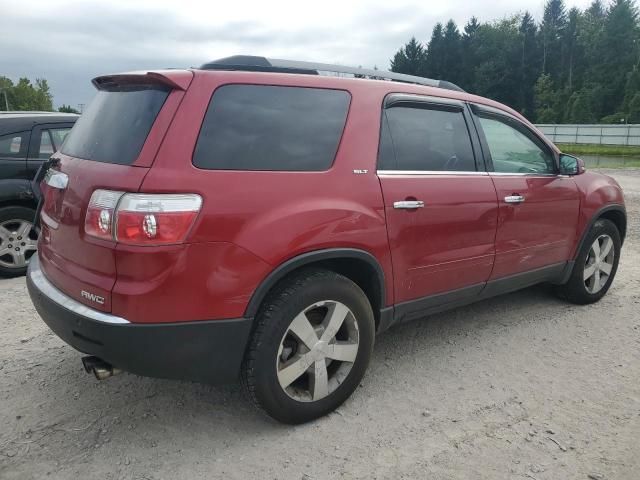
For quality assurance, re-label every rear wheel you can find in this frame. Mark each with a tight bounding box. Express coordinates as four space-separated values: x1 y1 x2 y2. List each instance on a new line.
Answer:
242 269 375 424
556 218 621 304
0 206 38 278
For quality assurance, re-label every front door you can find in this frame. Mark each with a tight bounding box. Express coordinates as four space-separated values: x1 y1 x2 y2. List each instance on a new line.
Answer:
377 95 499 319
471 105 580 279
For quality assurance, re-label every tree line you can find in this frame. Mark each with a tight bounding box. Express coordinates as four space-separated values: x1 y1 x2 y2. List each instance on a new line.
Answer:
390 0 640 124
0 76 79 113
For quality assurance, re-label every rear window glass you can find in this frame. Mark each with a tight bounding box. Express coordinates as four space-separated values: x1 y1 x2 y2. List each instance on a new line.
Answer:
193 85 350 171
61 86 169 165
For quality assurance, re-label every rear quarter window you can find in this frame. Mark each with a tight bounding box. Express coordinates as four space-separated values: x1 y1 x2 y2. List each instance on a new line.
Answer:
193 85 350 171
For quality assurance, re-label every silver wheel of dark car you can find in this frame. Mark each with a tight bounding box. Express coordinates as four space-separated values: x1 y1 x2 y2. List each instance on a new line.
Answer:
0 206 39 277
583 234 615 294
277 300 360 402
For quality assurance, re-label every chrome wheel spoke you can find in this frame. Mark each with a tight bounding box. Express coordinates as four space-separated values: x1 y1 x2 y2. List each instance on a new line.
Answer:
288 312 320 349
593 269 601 290
16 221 32 239
321 302 349 342
0 225 11 241
326 342 358 363
600 261 613 276
278 354 313 389
310 360 329 400
599 237 613 260
583 263 597 281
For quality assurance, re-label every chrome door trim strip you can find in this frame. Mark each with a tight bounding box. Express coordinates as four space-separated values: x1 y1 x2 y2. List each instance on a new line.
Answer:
377 170 489 176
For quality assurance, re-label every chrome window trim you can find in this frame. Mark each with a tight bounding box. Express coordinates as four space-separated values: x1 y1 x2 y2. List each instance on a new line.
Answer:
28 256 130 325
377 170 489 176
489 172 559 177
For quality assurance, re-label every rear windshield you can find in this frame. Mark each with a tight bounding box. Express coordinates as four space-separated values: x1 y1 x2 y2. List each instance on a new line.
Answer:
193 85 350 171
61 85 169 165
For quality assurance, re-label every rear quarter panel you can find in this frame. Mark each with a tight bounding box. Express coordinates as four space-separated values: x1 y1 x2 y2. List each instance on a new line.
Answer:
131 72 394 319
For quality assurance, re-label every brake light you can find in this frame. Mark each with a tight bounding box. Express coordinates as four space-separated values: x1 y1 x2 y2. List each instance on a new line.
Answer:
85 190 124 241
84 191 202 245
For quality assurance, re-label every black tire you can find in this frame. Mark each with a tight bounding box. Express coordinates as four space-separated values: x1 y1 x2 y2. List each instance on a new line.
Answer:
556 218 621 304
242 269 375 424
0 206 38 278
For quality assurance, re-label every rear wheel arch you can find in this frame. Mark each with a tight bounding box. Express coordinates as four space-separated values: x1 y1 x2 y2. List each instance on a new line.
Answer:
244 248 387 330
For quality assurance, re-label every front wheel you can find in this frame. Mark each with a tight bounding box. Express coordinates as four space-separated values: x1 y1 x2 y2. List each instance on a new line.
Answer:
242 269 375 424
556 218 621 304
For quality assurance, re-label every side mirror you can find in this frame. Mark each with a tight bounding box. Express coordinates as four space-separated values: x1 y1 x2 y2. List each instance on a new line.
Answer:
559 153 586 175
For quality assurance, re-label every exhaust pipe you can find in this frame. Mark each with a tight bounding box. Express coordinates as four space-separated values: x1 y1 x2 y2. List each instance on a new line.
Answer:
81 356 122 380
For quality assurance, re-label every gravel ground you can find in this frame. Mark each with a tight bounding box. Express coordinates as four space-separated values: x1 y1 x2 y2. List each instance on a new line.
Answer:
1 169 639 480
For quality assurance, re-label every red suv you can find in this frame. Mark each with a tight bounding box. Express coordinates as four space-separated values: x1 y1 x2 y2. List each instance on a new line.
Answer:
27 56 626 424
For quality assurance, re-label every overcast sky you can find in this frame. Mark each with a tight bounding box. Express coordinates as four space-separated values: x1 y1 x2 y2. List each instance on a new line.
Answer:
1 0 595 108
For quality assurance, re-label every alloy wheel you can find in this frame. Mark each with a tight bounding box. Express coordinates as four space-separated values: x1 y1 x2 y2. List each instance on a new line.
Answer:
0 220 38 269
276 300 360 402
583 234 615 294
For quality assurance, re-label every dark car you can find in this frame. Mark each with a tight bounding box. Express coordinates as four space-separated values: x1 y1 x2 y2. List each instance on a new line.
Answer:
26 57 625 424
0 111 78 276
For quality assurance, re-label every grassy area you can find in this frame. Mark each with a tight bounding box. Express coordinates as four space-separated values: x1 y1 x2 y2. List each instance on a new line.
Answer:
556 143 640 156
589 160 640 169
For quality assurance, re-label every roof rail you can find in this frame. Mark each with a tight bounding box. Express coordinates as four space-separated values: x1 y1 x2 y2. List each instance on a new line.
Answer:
199 55 465 92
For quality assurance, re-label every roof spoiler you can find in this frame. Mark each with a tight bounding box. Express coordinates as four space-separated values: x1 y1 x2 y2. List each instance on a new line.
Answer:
92 70 193 91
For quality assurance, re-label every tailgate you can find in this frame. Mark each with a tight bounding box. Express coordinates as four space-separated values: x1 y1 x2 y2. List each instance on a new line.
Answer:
37 70 192 312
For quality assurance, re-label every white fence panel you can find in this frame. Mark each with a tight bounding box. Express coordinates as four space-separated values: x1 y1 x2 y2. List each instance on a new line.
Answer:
535 124 640 145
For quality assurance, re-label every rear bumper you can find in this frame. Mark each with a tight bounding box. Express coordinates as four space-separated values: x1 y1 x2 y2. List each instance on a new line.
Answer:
26 255 253 384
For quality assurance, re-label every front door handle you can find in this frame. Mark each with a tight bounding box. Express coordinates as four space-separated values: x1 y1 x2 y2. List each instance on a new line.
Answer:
504 194 525 204
394 200 425 209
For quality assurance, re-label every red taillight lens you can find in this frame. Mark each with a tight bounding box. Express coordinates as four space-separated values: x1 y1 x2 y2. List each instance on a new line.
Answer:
85 190 124 241
84 191 202 245
116 211 199 245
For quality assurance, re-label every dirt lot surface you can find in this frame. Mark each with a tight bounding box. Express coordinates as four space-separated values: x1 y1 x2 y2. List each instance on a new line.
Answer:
1 169 639 480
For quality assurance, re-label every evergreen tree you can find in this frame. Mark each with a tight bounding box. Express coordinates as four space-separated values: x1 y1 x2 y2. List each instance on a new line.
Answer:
441 20 462 84
390 37 427 76
461 17 481 89
627 92 640 122
541 0 568 77
519 12 539 119
425 23 445 78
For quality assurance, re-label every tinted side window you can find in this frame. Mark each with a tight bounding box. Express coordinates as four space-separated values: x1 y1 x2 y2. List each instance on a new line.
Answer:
193 85 350 171
478 116 555 174
378 106 476 171
38 130 55 159
0 132 28 158
49 128 71 150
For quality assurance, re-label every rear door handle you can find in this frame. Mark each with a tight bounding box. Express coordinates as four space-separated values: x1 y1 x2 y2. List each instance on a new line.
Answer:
393 200 425 209
504 195 525 204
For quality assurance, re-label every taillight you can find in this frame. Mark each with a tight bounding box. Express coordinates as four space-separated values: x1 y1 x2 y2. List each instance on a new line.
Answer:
85 190 124 241
84 191 202 245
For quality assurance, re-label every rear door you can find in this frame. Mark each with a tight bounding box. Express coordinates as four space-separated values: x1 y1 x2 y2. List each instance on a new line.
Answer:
377 95 498 320
0 129 30 181
38 73 190 311
27 123 74 177
471 104 580 279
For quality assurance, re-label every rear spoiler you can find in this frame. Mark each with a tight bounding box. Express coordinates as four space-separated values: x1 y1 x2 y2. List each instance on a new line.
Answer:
92 70 193 91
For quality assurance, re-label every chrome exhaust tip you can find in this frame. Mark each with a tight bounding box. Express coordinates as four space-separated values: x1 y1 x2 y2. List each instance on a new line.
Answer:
81 356 122 380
